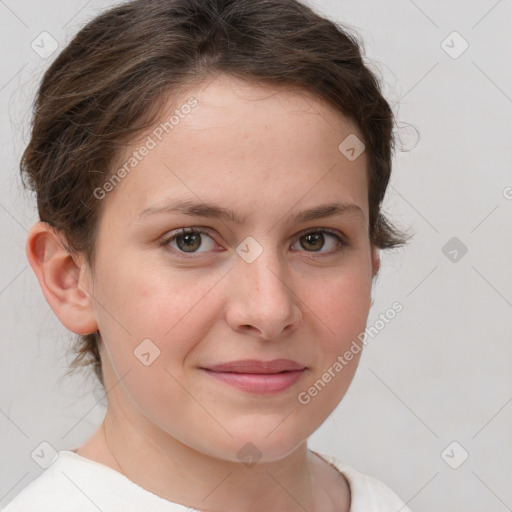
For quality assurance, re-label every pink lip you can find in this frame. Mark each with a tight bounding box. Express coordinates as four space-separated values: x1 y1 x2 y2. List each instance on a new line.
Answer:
200 359 307 394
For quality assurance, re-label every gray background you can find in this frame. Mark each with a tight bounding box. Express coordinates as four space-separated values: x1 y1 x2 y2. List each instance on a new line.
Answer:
1 1 511 511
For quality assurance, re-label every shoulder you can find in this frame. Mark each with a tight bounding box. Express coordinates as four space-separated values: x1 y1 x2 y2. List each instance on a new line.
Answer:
311 450 413 512
1 451 184 512
1 452 76 512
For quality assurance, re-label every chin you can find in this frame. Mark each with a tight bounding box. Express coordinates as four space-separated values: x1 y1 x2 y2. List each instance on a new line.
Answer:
195 424 310 465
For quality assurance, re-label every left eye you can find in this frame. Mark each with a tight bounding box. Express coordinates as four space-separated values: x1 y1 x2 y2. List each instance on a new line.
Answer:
291 230 346 254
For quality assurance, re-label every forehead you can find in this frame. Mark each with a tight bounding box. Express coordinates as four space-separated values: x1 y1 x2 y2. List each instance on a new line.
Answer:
100 74 368 225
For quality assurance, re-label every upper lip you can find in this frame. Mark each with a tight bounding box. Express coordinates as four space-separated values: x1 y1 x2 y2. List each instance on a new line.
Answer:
201 359 307 374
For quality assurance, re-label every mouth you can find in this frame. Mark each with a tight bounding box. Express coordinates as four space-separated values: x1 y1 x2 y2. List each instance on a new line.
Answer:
199 359 307 394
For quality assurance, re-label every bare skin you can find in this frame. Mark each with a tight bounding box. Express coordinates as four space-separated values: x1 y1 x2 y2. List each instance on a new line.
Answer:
74 422 350 511
27 73 378 512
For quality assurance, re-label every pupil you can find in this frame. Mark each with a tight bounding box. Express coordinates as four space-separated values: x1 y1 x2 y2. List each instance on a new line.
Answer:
302 232 323 252
178 233 201 252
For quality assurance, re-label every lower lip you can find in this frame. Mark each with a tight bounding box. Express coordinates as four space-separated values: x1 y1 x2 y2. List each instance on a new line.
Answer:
201 369 306 394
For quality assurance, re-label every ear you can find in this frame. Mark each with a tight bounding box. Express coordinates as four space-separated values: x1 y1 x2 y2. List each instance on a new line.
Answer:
25 222 98 335
371 245 380 279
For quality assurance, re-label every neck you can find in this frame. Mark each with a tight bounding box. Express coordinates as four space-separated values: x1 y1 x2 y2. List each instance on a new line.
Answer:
76 406 344 512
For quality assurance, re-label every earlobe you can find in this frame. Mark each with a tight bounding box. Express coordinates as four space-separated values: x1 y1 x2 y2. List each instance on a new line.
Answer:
25 222 98 335
371 246 381 278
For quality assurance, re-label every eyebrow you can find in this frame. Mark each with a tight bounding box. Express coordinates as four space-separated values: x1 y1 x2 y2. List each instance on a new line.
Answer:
137 199 365 225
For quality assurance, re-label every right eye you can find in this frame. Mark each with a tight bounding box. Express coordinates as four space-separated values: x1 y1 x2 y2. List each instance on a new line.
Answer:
160 228 218 257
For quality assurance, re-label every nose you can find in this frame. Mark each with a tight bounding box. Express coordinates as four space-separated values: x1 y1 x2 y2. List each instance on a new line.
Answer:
225 245 302 340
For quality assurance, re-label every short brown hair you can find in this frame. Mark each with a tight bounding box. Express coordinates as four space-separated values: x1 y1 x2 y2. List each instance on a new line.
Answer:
20 0 410 387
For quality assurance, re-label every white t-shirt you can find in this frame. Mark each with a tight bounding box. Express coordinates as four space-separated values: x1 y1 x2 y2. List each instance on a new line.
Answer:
1 450 412 512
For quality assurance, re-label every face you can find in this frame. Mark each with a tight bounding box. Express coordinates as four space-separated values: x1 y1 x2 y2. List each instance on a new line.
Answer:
86 74 378 463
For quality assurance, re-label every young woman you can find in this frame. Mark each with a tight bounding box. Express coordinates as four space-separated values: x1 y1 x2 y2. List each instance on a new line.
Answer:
4 0 411 510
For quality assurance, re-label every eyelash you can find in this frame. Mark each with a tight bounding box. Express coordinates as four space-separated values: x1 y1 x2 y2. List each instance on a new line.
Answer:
158 227 348 259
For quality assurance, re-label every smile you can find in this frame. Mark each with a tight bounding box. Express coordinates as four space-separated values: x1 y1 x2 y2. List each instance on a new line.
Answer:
200 368 307 394
199 359 308 394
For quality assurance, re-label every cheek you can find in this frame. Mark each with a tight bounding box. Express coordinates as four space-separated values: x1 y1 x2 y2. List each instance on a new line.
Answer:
94 269 214 425
303 263 373 345
296 270 371 414
135 273 222 347
94 255 232 422
98 255 204 323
